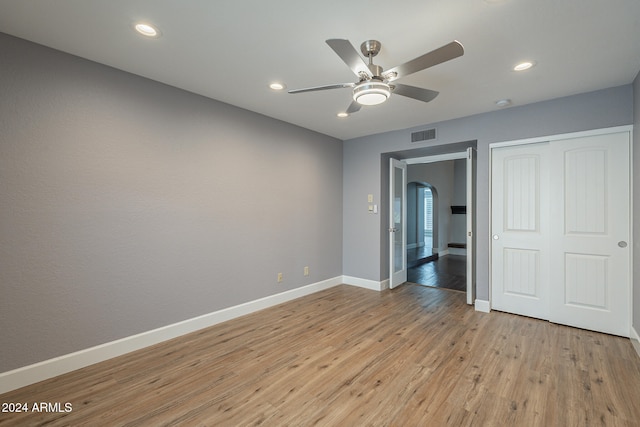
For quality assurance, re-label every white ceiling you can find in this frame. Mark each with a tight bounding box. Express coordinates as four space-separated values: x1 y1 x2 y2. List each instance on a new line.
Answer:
1 0 639 140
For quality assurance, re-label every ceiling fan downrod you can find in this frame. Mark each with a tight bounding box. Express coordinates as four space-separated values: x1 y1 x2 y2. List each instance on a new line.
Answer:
360 40 383 78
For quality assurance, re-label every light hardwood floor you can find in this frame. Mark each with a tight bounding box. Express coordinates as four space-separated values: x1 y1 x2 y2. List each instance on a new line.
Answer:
1 284 640 426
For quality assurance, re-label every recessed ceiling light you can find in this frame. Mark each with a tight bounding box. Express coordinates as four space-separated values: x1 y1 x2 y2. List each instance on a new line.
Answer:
337 112 349 118
134 22 161 38
496 99 512 108
513 61 535 71
269 83 286 91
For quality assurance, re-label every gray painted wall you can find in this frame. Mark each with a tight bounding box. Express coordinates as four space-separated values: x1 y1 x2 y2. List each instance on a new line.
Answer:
0 33 343 372
343 85 634 302
634 70 640 334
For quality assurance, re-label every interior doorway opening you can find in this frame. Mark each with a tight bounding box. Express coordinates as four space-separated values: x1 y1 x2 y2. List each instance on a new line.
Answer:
384 141 476 303
407 182 438 268
406 159 468 293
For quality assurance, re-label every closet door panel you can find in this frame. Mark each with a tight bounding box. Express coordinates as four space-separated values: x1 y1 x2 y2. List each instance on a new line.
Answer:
491 143 550 319
549 132 630 337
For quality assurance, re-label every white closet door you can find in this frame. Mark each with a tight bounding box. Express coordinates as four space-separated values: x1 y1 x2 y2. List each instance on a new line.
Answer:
549 132 630 336
491 143 550 319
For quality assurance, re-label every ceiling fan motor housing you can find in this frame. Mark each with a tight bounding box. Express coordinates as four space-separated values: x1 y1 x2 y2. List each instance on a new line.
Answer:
367 63 384 77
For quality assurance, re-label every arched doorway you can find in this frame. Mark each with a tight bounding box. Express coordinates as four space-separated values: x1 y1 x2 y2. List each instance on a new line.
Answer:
406 181 438 268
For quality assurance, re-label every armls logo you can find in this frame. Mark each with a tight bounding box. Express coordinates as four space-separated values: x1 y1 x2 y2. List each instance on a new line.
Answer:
31 402 73 413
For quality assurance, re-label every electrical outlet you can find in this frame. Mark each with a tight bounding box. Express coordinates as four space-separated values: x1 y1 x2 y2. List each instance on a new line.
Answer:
304 266 309 276
277 272 283 283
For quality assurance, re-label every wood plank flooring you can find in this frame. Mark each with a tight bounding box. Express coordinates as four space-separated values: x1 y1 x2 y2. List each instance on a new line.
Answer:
1 284 640 426
407 255 467 292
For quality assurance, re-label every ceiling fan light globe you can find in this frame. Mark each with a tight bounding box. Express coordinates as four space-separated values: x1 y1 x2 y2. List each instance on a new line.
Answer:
355 93 387 106
353 81 391 106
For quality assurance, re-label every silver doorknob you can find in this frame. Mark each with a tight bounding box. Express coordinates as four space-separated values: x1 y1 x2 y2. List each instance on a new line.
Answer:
493 234 499 240
618 241 628 248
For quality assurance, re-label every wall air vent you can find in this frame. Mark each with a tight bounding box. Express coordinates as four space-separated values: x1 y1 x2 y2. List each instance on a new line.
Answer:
411 128 436 143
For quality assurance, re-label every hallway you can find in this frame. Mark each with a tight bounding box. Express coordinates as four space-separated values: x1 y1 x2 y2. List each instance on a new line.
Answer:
407 254 466 292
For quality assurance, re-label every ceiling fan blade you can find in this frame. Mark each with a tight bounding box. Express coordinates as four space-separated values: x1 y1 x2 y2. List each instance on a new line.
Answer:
288 82 355 94
326 39 372 78
392 84 439 103
345 100 361 114
384 41 464 82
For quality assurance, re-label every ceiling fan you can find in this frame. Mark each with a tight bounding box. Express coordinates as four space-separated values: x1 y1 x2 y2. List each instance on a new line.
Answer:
288 39 464 114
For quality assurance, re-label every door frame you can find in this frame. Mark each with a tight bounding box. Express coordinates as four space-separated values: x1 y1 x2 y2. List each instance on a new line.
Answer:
393 150 476 302
488 125 633 325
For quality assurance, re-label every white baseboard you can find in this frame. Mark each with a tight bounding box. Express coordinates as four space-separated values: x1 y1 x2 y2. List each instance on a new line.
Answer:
0 276 343 395
342 275 386 291
474 299 491 313
448 248 467 256
631 326 640 360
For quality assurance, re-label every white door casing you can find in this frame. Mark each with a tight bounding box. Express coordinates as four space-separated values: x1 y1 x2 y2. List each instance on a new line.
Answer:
390 158 407 288
466 147 476 305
